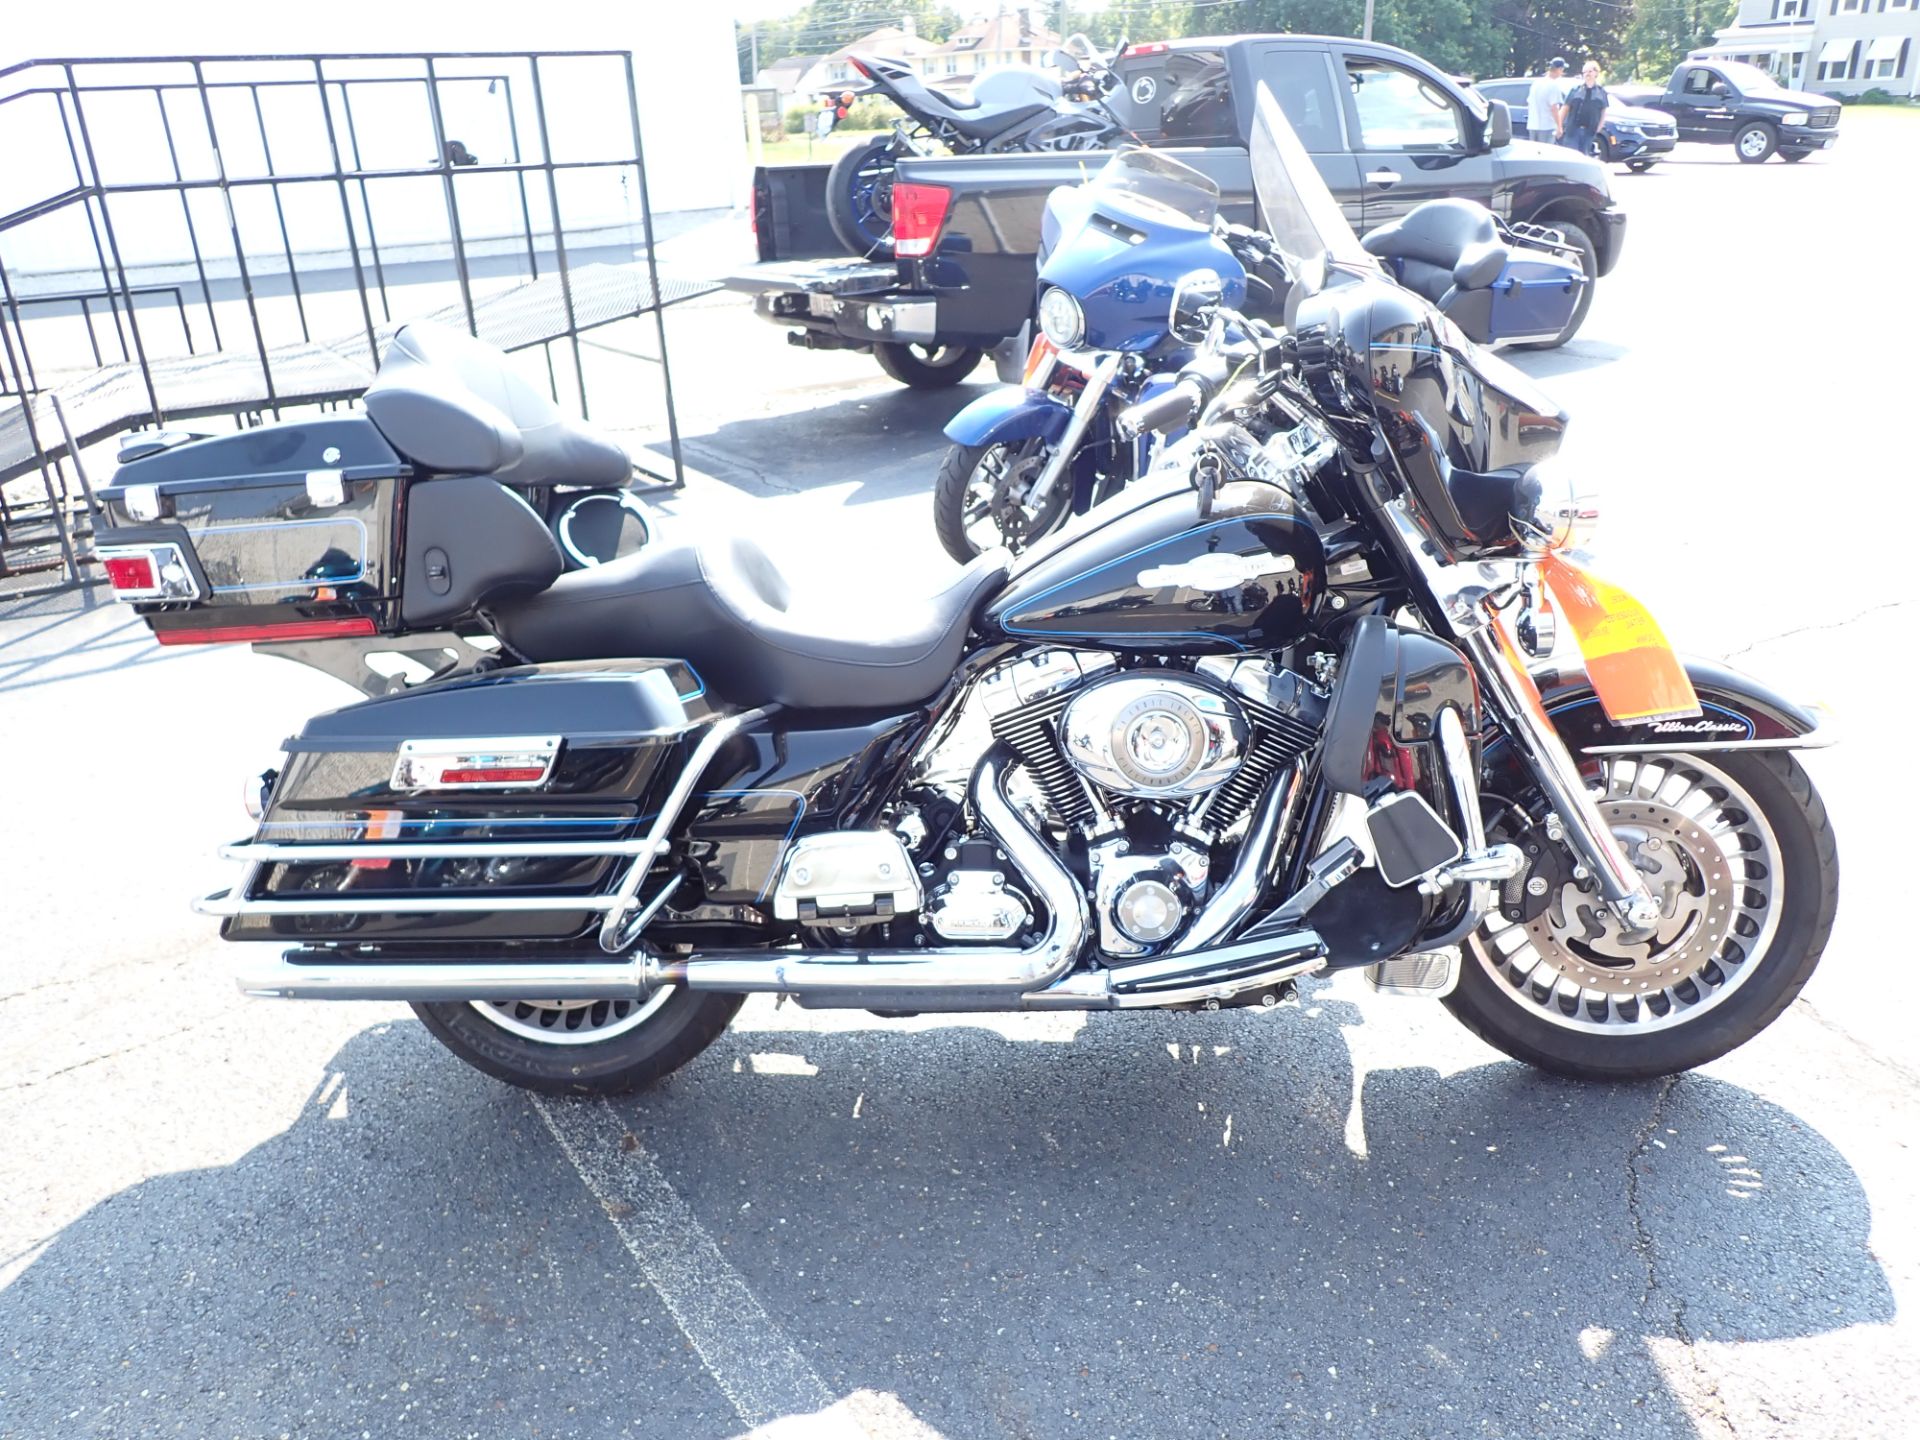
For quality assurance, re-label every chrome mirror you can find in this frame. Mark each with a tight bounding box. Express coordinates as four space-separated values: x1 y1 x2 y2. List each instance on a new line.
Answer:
1169 269 1224 344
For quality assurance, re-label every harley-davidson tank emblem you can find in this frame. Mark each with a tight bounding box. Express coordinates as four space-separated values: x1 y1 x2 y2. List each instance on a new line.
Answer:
1138 553 1296 591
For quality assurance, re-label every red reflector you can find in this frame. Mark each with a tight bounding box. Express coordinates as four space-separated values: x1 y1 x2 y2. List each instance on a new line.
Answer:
892 182 953 259
439 767 548 785
103 554 157 591
153 617 379 646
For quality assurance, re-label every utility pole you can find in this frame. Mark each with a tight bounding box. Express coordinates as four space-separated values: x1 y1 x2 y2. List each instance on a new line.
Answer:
1363 0 1375 41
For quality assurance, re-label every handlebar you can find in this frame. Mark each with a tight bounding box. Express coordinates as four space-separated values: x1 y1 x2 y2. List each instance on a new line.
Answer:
1115 354 1235 440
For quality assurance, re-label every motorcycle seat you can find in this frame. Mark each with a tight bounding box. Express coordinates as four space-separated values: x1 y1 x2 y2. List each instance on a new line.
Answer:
364 322 633 489
862 58 1053 139
491 529 1011 711
1363 199 1510 304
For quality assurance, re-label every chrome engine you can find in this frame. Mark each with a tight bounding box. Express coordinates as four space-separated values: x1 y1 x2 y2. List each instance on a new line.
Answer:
958 648 1327 958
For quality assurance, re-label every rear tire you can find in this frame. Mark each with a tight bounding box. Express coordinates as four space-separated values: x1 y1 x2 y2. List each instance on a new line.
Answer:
413 989 742 1097
1735 121 1778 163
874 341 983 389
1516 218 1596 350
827 134 898 258
1445 750 1837 1082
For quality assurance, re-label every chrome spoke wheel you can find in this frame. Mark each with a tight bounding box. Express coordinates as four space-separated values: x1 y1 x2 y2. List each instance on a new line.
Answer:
1469 754 1782 1035
470 986 676 1046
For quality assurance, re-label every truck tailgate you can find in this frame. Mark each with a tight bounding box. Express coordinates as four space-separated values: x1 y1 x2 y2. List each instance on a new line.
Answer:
724 258 897 297
752 163 844 262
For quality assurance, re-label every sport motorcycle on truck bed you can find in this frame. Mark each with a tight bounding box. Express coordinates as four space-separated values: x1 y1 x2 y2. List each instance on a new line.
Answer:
92 94 1835 1099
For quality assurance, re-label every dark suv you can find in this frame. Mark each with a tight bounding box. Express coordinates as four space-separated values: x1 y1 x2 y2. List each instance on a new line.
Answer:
1476 77 1677 172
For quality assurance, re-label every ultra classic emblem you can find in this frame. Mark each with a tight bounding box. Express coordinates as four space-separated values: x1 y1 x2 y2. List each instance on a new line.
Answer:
1138 552 1296 592
1647 719 1748 735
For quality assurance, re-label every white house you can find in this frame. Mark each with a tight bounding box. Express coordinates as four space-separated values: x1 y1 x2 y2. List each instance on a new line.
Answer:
924 10 1064 86
795 26 940 96
1701 0 1918 96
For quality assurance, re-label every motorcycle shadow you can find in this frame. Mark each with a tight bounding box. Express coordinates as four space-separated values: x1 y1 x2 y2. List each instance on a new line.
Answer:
0 1004 1894 1440
680 380 991 507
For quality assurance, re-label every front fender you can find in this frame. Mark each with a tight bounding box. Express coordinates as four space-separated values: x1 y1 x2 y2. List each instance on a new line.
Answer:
1519 655 1834 757
943 386 1074 448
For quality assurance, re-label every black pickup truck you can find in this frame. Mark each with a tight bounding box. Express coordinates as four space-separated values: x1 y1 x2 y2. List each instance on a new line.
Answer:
729 34 1630 384
1615 60 1840 164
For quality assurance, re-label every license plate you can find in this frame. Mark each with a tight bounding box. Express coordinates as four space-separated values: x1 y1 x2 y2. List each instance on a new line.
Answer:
1538 554 1701 724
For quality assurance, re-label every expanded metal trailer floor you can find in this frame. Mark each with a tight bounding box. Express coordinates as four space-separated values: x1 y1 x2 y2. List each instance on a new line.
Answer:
1 261 721 487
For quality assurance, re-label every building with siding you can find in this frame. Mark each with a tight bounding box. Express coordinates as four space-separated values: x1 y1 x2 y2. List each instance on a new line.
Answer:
1701 0 1918 96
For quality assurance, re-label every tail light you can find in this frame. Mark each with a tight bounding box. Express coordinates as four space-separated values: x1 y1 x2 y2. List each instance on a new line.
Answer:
152 616 378 646
849 55 874 80
391 736 561 792
892 182 953 259
97 542 202 602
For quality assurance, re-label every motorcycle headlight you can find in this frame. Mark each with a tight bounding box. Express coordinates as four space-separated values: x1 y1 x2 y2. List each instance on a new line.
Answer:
1038 286 1086 350
1780 110 1809 126
1512 457 1600 553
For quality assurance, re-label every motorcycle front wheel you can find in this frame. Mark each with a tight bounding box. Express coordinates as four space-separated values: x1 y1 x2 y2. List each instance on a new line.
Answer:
413 989 742 1096
933 437 1070 562
1447 749 1837 1080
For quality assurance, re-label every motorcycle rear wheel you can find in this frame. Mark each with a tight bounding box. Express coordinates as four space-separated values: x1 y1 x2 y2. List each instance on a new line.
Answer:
826 134 899 258
1446 750 1837 1081
413 989 742 1096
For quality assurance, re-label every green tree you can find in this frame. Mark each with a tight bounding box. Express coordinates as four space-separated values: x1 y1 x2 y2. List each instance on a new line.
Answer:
1621 0 1737 82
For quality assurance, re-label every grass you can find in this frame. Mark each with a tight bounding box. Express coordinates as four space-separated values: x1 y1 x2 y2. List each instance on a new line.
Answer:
748 129 889 168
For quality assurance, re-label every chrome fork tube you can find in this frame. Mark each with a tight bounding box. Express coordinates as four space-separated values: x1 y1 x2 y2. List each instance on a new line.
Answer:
1460 620 1661 928
1022 354 1116 512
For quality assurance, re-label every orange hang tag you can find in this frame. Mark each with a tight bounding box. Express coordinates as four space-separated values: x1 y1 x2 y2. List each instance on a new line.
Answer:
1537 553 1701 725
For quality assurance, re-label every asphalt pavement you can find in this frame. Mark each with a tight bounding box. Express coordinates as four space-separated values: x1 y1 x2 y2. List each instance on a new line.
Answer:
3 117 1918 1440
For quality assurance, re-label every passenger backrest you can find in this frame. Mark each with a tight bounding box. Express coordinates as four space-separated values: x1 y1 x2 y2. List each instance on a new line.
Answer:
365 322 633 488
400 475 565 627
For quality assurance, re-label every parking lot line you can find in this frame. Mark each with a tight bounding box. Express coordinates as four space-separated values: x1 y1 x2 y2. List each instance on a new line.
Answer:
532 1093 836 1427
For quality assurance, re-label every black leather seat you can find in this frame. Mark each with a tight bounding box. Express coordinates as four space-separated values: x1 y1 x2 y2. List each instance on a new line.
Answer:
364 322 633 488
492 530 1011 711
861 55 1053 141
1363 198 1510 306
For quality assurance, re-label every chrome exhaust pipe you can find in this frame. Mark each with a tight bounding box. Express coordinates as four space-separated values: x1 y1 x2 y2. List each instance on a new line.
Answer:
235 952 650 1002
666 744 1089 1010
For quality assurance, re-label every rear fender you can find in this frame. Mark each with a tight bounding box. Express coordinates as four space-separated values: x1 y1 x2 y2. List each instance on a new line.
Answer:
943 386 1073 448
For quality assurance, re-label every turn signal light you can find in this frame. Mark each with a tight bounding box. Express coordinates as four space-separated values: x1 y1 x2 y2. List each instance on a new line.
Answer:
98 542 201 601
892 182 953 259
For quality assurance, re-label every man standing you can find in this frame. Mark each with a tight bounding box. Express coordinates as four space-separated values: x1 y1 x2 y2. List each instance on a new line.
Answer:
1561 61 1610 157
1528 57 1567 144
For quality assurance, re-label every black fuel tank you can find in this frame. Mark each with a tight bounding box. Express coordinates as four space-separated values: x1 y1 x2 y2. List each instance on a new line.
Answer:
982 481 1324 655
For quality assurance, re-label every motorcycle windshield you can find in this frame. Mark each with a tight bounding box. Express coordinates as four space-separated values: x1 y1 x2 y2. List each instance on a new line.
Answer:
1088 146 1220 227
1248 87 1377 295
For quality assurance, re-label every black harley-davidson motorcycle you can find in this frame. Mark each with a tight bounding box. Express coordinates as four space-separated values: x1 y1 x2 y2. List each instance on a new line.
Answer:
94 94 1836 1097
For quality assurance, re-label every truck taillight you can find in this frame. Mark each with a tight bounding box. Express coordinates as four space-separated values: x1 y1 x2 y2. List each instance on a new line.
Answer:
892 182 953 259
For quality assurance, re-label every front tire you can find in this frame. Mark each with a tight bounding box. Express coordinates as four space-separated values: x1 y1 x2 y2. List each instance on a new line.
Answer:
1735 122 1778 163
413 988 742 1096
1446 750 1837 1082
932 437 1068 561
874 340 983 389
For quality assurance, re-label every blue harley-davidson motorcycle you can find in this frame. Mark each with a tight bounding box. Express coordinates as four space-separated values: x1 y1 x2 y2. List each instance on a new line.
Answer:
933 144 1591 561
89 92 1833 1101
